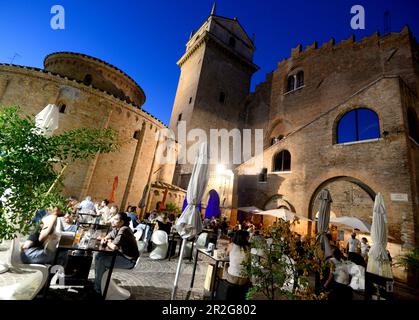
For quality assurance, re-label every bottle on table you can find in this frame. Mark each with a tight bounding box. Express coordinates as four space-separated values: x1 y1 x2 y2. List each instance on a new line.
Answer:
73 229 83 246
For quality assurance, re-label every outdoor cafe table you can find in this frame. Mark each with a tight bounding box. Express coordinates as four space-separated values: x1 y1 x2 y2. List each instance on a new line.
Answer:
167 233 195 261
44 237 118 300
189 248 229 300
77 211 101 224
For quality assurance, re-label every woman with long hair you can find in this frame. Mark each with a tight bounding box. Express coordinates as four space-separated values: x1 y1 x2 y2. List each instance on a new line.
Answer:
225 230 250 285
94 212 139 294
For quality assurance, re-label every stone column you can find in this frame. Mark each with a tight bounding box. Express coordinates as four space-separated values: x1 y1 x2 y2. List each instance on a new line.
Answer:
79 104 113 198
120 122 147 211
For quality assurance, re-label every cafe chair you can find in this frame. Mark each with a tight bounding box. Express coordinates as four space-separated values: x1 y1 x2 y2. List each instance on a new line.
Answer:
188 232 208 258
349 264 365 291
101 234 149 300
3 236 49 300
150 230 168 260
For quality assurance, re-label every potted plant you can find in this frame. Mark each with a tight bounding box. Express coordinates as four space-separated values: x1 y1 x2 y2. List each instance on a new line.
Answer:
395 248 419 290
242 219 328 300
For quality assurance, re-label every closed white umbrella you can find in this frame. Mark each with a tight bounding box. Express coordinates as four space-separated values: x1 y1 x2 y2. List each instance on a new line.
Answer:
330 216 371 233
256 207 312 221
171 142 209 299
316 189 333 259
367 193 392 278
34 104 59 137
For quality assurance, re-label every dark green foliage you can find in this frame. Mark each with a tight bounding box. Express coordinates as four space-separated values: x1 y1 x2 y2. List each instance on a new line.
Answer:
0 106 118 239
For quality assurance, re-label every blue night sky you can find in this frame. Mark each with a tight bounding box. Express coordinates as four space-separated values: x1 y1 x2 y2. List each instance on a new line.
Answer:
0 0 418 125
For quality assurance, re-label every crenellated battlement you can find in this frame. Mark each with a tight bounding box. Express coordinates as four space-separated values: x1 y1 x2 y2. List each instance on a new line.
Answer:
277 26 412 68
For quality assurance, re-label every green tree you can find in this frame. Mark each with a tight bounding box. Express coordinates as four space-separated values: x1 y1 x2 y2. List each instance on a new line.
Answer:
242 219 328 300
0 106 119 240
164 202 180 215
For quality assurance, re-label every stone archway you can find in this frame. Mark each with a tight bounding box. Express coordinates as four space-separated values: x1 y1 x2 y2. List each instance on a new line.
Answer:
263 194 296 212
308 176 376 236
260 194 296 227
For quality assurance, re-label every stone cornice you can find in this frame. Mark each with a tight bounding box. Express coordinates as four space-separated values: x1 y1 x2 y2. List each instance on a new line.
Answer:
44 52 145 104
0 64 166 128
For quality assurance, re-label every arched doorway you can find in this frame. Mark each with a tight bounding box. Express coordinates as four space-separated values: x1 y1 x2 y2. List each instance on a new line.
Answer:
155 201 161 211
308 176 376 237
205 190 221 219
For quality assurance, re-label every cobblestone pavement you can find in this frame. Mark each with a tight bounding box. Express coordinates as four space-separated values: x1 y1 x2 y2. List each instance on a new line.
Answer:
1 240 417 300
0 240 211 300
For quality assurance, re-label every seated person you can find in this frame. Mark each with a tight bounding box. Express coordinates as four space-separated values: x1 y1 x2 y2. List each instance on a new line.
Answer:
154 212 172 234
143 212 151 221
21 207 64 265
101 205 118 225
127 206 139 228
224 230 250 286
60 213 78 232
94 212 139 294
323 247 353 300
78 196 96 213
96 199 110 219
148 210 158 222
67 196 79 215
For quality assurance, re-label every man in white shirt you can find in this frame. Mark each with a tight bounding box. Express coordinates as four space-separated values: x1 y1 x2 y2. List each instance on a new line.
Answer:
346 232 361 262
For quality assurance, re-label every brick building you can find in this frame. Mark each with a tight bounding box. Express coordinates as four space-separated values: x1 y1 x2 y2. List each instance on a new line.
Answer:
168 7 419 255
0 52 185 213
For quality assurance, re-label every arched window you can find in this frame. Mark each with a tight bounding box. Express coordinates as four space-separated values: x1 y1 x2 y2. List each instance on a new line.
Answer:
337 108 380 144
296 71 304 88
59 104 66 114
273 150 291 172
407 107 419 143
287 76 295 92
133 130 141 140
270 135 284 145
83 74 92 86
287 71 304 92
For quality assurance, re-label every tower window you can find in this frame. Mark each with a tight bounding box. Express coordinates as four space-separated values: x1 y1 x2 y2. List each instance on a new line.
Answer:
286 71 304 92
287 76 295 92
219 92 226 104
83 74 92 86
273 150 291 172
228 37 236 48
178 113 182 121
59 104 66 114
336 108 380 144
296 71 304 88
189 97 192 104
133 130 141 140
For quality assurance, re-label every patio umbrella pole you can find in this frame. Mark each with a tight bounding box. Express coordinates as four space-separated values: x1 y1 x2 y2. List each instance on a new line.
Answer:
171 239 187 300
